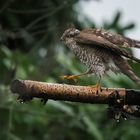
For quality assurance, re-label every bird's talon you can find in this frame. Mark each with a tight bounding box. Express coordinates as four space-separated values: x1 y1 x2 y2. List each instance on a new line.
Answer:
59 75 67 80
88 83 102 94
59 75 78 80
59 75 71 80
67 75 78 79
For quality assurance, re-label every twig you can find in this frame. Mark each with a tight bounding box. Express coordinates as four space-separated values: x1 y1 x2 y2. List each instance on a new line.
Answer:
7 8 49 14
24 1 69 30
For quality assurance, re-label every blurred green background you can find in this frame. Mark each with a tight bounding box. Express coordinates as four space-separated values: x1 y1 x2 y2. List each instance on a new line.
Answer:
0 0 140 140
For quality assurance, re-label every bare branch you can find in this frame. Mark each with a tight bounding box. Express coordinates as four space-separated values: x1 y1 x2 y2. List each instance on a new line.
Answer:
10 79 140 120
10 79 140 105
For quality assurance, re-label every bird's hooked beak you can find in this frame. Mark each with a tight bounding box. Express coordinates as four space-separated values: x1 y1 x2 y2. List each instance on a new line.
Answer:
60 28 80 42
60 33 65 42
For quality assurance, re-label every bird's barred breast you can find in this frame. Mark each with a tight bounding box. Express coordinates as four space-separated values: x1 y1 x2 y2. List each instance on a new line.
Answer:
66 38 119 77
74 45 107 77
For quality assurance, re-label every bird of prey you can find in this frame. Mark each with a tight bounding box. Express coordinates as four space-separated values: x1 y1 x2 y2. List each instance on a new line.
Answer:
60 28 140 87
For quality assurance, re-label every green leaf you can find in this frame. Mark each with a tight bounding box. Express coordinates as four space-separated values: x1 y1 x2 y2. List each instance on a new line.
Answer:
82 115 103 140
48 100 75 116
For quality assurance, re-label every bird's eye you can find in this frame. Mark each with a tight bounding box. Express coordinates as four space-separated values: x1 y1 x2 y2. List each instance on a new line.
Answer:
69 29 80 37
75 29 80 34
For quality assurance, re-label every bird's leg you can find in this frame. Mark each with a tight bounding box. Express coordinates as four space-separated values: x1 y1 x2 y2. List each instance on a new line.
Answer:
88 76 102 94
60 70 90 80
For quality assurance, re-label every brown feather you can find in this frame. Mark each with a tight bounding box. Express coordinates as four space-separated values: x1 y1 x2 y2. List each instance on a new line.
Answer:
82 28 140 48
113 55 140 85
76 31 140 63
61 28 140 86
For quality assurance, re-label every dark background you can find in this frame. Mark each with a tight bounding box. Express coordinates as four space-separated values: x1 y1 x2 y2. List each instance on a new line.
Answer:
0 0 140 140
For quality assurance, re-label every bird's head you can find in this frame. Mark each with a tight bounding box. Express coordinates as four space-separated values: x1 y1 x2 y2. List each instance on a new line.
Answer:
60 28 80 42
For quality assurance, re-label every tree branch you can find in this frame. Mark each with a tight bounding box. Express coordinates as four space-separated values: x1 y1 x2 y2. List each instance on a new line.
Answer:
11 79 140 105
10 79 140 120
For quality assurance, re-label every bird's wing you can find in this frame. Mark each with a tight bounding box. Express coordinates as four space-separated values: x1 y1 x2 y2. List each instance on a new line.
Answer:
81 28 140 49
124 37 140 48
75 30 140 63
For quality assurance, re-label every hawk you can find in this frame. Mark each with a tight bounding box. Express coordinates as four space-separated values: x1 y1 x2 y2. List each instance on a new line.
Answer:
60 28 140 87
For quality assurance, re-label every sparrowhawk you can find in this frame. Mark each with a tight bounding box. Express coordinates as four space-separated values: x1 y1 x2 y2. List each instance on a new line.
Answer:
60 28 140 86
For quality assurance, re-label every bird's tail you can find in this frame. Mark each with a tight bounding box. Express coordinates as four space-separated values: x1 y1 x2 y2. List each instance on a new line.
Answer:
114 56 140 86
120 50 140 64
123 69 140 86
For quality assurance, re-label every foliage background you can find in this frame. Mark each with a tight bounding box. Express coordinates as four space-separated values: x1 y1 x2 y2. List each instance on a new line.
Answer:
0 0 140 140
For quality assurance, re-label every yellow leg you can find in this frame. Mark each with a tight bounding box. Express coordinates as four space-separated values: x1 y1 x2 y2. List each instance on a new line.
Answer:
60 71 102 93
89 82 101 89
88 77 101 93
59 71 89 80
